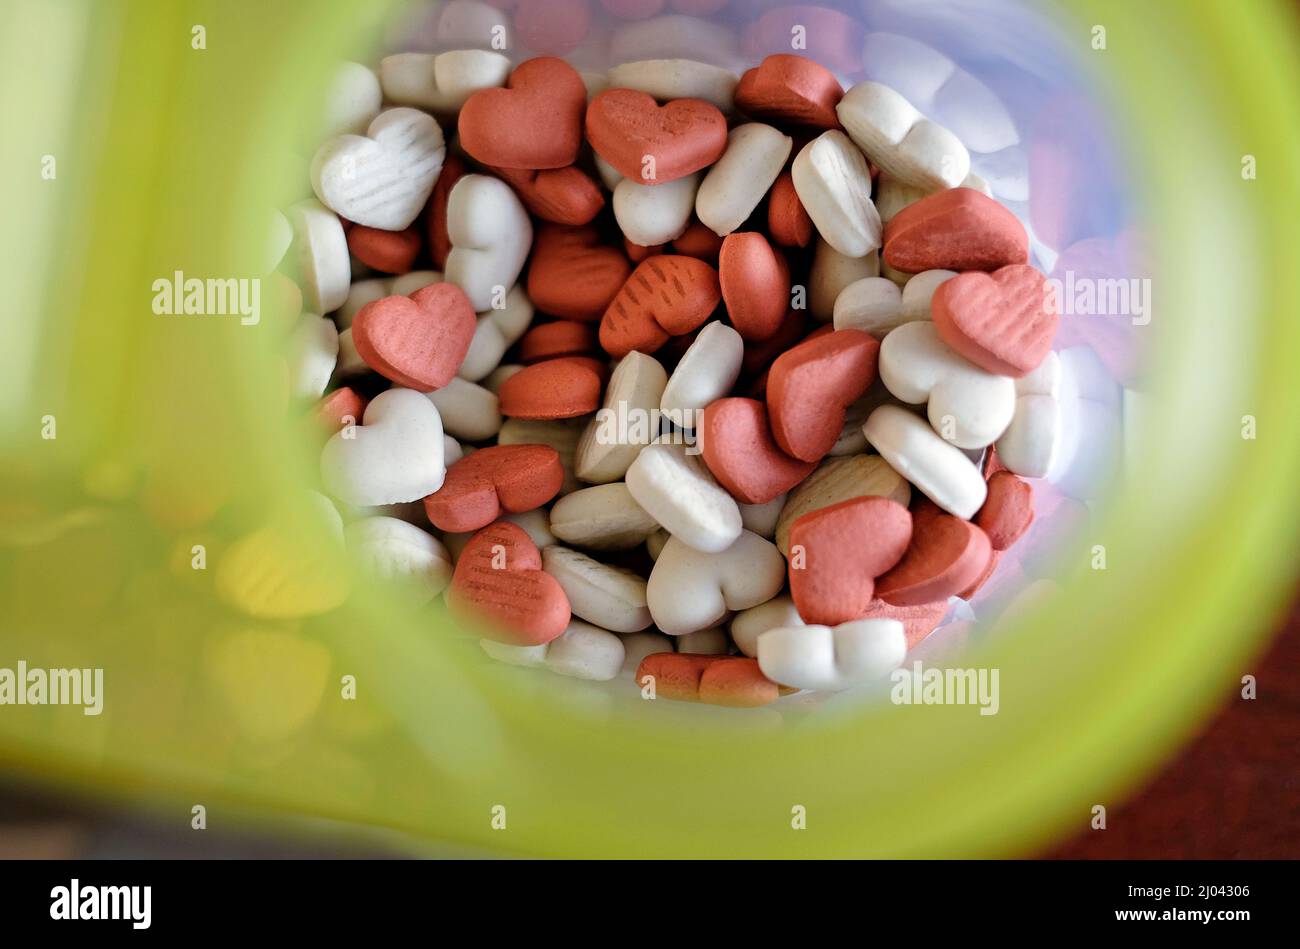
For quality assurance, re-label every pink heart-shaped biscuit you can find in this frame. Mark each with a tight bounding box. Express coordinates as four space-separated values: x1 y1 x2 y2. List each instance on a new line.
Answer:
585 90 728 184
351 283 476 391
457 57 587 170
788 496 913 626
974 470 1035 550
700 398 816 505
931 264 1058 377
448 521 571 646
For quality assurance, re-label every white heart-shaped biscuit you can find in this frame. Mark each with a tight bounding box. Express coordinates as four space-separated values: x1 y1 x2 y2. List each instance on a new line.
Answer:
425 376 501 441
542 546 652 634
810 237 879 321
878 321 1015 449
863 404 987 518
833 270 955 337
730 595 804 658
311 107 446 230
480 620 625 682
791 130 881 258
660 321 743 428
613 173 700 247
550 483 659 550
836 80 970 192
379 49 511 113
459 286 534 382
575 352 668 484
445 174 532 311
995 350 1063 479
344 516 452 606
758 618 906 692
286 199 350 314
320 388 447 506
625 436 742 554
647 530 786 636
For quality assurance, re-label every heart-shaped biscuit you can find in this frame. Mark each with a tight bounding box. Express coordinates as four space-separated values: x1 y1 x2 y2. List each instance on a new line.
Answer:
424 444 564 533
735 54 843 128
311 108 446 230
877 320 1015 449
859 597 950 649
599 255 721 357
448 521 571 646
352 283 476 391
491 164 605 226
635 653 784 707
700 398 815 505
457 57 587 169
787 495 913 626
445 174 533 311
346 224 421 274
319 388 446 507
585 89 728 184
975 470 1035 550
883 187 1028 274
527 225 632 321
767 328 879 462
931 263 1058 377
647 531 787 634
518 320 599 363
875 504 993 606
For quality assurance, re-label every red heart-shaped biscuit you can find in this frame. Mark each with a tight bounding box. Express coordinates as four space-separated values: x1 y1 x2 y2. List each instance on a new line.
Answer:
425 154 466 270
974 470 1035 550
700 398 815 505
599 255 721 357
346 224 421 274
491 164 605 226
876 506 993 606
518 320 599 363
767 171 813 248
788 496 913 626
527 225 631 321
931 264 1058 377
767 328 879 462
735 53 843 129
635 654 784 707
351 283 476 391
313 387 367 438
624 239 664 262
448 521 571 646
719 232 790 341
425 444 564 533
497 357 604 419
883 187 1029 274
585 89 728 184
458 57 587 170
859 598 950 649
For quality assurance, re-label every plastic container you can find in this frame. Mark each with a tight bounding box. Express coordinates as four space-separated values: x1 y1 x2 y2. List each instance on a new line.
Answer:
1 0 1298 856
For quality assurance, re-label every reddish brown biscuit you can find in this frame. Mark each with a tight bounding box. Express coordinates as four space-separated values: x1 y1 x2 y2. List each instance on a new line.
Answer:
859 598 951 650
518 320 599 363
767 171 813 248
735 53 843 129
448 521 571 646
585 89 728 184
527 224 632 322
766 328 879 461
491 164 605 226
975 471 1035 550
788 496 913 626
458 57 587 169
347 224 421 274
425 444 564 533
313 387 367 437
719 232 790 341
351 283 476 391
599 255 720 357
672 219 725 261
624 239 664 262
497 357 604 418
877 512 993 607
426 154 467 270
883 187 1029 274
699 398 815 505
635 654 784 707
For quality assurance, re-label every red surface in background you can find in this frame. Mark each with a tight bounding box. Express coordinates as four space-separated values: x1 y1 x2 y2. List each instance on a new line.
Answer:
1045 583 1300 858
